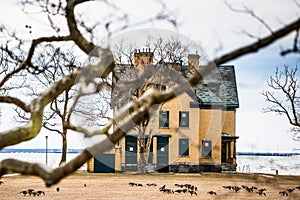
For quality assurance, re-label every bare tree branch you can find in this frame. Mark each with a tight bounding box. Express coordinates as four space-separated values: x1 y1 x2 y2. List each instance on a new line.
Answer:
0 96 30 112
213 18 300 65
262 65 300 130
224 1 273 33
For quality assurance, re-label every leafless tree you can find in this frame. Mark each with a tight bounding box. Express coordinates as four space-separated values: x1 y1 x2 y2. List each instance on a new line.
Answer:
262 65 300 141
18 46 81 166
0 0 300 187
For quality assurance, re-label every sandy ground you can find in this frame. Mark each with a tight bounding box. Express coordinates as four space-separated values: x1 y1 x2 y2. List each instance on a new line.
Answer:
0 172 300 200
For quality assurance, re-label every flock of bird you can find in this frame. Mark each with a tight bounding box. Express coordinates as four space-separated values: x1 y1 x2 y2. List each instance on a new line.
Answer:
18 184 88 196
1 178 300 198
279 186 300 196
223 184 267 196
0 180 90 197
129 182 209 196
223 184 300 197
129 181 300 197
19 189 45 196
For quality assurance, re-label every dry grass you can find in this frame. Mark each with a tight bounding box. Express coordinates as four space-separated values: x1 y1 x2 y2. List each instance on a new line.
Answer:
0 172 300 199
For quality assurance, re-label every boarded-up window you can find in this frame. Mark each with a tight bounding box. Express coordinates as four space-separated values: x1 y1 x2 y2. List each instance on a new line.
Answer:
179 111 189 127
159 111 169 128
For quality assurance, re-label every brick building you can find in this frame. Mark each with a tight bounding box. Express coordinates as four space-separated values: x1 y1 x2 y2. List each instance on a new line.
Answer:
87 49 239 173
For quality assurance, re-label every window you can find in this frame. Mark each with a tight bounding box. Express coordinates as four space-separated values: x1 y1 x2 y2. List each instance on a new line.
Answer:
202 140 212 158
159 111 169 128
155 84 167 91
179 111 189 127
179 139 189 156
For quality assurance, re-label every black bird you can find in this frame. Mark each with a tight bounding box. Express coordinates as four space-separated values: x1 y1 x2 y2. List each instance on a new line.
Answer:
31 191 38 196
56 187 60 192
159 185 166 191
256 190 266 196
279 191 289 196
258 188 267 192
174 189 182 194
27 189 34 196
286 188 295 193
36 190 45 195
84 184 87 187
129 182 136 186
0 181 4 185
207 191 217 195
20 191 28 196
189 190 197 196
146 183 156 186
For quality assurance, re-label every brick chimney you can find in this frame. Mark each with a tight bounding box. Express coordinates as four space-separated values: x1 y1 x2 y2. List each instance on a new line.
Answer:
188 53 200 74
134 48 154 67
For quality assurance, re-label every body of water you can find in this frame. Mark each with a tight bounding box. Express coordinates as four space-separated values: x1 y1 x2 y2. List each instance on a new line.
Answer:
0 152 299 175
236 155 300 175
0 152 87 171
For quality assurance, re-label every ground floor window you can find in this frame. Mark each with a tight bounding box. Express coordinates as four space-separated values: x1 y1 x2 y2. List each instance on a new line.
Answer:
179 139 189 156
202 140 212 158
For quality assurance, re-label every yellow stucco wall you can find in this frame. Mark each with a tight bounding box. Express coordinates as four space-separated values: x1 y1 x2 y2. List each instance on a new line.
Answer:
89 91 238 171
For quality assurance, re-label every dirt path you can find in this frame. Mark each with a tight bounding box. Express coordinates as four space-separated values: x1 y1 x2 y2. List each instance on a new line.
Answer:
0 173 300 199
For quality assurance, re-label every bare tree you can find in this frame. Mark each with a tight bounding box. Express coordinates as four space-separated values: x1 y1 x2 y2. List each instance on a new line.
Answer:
262 65 300 141
25 46 80 166
0 0 300 187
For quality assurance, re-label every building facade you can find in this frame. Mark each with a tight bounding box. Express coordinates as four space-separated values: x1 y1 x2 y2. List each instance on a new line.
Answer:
87 49 239 173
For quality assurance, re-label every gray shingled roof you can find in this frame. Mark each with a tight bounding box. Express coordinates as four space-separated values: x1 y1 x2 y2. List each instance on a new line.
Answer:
114 64 239 109
193 65 239 108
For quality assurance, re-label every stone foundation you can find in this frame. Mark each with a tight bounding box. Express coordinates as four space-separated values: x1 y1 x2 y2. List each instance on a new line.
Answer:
169 163 222 173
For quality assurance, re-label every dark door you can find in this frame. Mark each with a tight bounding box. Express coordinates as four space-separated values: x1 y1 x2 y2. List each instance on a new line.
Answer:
125 136 137 165
221 142 227 163
156 137 169 171
94 154 115 173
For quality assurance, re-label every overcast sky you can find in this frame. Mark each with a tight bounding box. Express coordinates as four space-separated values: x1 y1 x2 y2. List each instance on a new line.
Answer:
0 0 299 152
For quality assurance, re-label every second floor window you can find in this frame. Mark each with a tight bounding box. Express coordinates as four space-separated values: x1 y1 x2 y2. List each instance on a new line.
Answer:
179 111 189 127
159 111 169 128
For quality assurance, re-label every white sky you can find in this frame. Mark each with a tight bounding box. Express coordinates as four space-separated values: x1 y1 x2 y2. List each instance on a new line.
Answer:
0 0 299 152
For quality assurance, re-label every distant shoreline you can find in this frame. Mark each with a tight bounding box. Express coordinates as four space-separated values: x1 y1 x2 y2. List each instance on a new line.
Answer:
1 148 299 156
237 152 300 156
0 148 82 154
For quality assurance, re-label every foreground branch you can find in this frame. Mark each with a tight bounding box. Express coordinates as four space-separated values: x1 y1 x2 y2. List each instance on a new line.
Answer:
0 96 30 112
0 48 114 149
214 18 300 65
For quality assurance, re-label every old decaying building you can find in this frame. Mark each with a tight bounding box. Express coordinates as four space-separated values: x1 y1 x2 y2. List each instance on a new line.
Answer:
87 49 239 173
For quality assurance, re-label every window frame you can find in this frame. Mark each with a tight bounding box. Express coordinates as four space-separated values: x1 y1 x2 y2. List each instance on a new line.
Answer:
159 111 169 128
179 138 189 157
179 111 189 128
202 140 212 158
